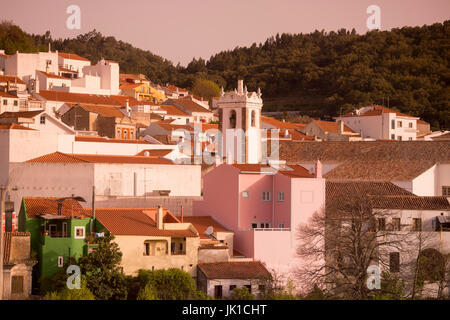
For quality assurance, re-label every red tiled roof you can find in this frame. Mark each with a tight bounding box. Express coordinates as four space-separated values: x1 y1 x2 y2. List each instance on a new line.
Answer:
135 149 173 157
324 160 436 181
71 104 125 118
119 83 143 90
38 90 139 107
231 163 271 173
150 135 179 145
58 52 90 62
368 195 450 210
167 99 212 114
197 261 271 280
156 120 193 132
261 116 306 130
0 75 25 85
58 67 77 73
27 152 175 165
159 105 190 116
24 197 89 219
38 70 71 80
278 164 314 178
279 141 450 163
75 136 153 144
200 123 219 131
182 216 231 239
341 106 415 119
312 120 356 134
0 91 17 98
92 208 197 237
0 123 36 131
0 110 43 119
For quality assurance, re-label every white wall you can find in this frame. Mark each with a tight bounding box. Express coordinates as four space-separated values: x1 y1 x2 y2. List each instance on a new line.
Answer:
412 165 438 196
94 163 201 197
437 163 450 196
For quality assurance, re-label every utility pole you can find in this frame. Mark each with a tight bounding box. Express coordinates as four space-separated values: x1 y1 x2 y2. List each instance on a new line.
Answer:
0 185 6 300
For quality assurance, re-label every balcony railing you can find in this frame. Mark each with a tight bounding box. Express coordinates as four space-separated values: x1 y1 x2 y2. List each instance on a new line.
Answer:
253 228 291 232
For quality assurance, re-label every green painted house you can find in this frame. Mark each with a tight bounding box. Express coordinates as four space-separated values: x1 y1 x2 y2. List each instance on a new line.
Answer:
18 197 95 292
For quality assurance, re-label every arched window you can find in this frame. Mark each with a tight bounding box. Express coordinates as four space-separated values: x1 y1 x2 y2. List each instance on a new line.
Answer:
251 110 256 127
229 110 237 129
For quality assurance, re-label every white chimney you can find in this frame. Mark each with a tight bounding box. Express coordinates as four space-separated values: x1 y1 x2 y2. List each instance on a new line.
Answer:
315 160 322 179
157 206 164 230
338 120 344 134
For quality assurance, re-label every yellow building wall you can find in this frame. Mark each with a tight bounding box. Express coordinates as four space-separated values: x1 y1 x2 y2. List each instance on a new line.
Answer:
114 235 199 277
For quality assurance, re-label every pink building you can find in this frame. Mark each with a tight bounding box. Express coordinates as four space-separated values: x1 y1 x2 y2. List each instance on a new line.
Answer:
194 162 325 281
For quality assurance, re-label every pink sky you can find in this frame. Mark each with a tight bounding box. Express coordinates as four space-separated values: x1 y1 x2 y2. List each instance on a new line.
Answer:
1 0 449 65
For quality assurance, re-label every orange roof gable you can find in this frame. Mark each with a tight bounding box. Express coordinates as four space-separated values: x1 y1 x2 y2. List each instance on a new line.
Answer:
183 216 231 239
38 90 139 107
24 197 89 219
27 152 175 165
58 52 90 62
313 120 356 134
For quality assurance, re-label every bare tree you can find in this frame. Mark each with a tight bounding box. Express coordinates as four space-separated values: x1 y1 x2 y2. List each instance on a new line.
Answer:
295 192 409 299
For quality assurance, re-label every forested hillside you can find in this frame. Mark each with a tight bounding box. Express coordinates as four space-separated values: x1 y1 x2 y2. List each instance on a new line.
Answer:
0 20 448 129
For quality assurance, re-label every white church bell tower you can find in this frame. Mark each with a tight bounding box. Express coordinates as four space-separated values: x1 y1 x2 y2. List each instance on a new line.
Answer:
217 80 263 164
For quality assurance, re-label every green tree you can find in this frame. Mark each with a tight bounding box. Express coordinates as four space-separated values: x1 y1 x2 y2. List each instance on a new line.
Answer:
192 78 220 100
137 282 159 300
138 268 206 300
230 286 255 300
42 278 95 300
77 234 128 300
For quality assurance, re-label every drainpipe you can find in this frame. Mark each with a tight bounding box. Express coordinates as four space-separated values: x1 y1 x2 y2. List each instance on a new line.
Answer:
272 172 275 228
90 186 95 234
180 205 184 223
0 185 5 300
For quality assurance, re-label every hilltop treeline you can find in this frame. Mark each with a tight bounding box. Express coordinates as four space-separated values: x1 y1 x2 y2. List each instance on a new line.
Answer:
0 20 448 129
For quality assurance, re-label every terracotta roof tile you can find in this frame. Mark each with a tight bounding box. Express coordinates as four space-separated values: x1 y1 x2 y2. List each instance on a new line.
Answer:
159 105 190 116
0 91 17 98
0 110 44 119
232 163 271 173
0 75 25 85
312 120 356 133
341 105 415 118
24 197 89 219
38 90 139 107
0 123 36 131
280 141 450 163
27 152 175 165
135 149 173 157
368 195 450 210
75 136 153 144
58 52 90 62
261 116 306 130
156 120 193 132
183 216 231 239
278 164 314 178
38 70 71 80
198 261 271 279
71 104 125 118
166 99 212 114
92 208 197 237
324 160 436 181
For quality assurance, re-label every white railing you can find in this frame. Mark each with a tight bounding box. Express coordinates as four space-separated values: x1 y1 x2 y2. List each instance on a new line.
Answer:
253 228 291 232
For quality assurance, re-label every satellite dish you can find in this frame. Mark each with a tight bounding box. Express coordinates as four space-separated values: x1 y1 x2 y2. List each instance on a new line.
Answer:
144 151 150 157
205 226 214 236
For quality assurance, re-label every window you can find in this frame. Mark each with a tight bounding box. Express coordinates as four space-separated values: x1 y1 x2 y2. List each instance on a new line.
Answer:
412 218 422 231
40 116 46 124
251 110 256 127
397 121 402 128
144 242 150 256
392 218 401 231
11 276 24 294
408 137 413 141
3 99 6 105
58 256 64 267
258 285 266 294
398 136 402 141
442 186 450 196
391 120 395 129
123 130 128 139
262 191 272 202
229 110 236 129
245 285 252 293
409 122 413 128
242 191 249 198
377 218 386 231
13 100 18 106
214 285 223 299
391 134 395 140
277 191 285 202
251 223 258 229
74 226 85 239
389 252 400 273
229 285 236 293
278 223 285 228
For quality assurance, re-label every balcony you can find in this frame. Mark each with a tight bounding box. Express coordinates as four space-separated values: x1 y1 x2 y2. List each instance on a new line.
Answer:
253 228 291 232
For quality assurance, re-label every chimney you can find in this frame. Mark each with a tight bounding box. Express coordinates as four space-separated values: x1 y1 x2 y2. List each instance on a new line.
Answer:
237 80 244 95
338 120 344 135
315 160 322 179
157 206 164 230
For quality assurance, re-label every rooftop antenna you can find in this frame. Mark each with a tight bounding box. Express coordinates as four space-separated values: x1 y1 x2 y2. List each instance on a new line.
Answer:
204 226 217 240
